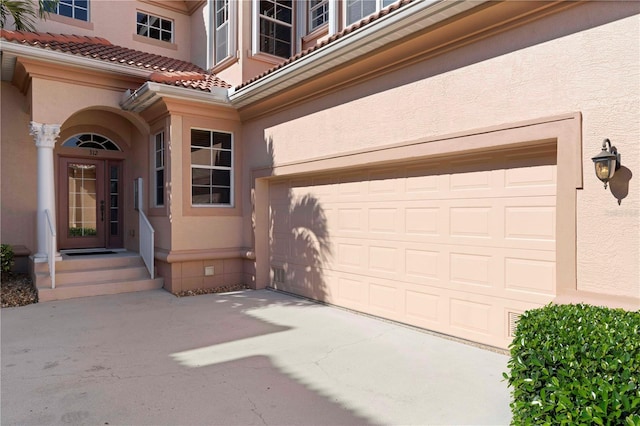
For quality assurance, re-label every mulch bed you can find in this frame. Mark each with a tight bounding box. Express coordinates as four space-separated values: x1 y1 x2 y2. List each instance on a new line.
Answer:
1 273 38 308
175 284 250 297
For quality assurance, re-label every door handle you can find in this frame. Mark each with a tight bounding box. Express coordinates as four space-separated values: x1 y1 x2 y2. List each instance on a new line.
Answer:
100 200 105 222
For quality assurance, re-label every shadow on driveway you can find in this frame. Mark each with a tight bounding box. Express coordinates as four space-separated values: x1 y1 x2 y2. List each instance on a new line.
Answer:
1 289 511 425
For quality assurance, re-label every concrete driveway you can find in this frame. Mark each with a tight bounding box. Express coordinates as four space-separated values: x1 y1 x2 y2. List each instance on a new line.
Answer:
1 289 512 425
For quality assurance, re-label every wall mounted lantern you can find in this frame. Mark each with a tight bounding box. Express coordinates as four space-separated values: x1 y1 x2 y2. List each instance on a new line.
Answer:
591 138 620 189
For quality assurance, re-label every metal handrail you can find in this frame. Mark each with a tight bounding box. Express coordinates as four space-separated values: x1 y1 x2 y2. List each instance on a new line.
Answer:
44 209 56 289
139 209 155 279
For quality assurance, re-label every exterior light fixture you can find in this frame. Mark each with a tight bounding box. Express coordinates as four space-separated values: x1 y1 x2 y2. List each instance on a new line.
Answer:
591 138 620 189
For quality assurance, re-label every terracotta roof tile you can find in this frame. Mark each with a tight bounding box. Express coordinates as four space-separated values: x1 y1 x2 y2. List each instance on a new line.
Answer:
149 71 231 90
1 29 205 73
235 0 414 90
0 29 199 72
1 29 231 92
3 31 112 46
1 0 410 96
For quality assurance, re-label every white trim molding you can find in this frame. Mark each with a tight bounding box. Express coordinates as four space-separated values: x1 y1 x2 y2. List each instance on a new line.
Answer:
120 81 230 112
230 0 485 107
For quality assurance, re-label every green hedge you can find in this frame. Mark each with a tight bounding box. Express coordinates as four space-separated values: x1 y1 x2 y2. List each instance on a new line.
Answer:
68 227 97 237
1 244 14 273
504 303 640 425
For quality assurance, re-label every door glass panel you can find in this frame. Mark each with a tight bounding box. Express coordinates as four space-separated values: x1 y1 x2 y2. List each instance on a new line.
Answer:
110 165 119 237
67 164 97 237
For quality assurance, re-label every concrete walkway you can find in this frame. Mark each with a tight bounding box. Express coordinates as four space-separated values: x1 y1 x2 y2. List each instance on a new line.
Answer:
1 289 512 425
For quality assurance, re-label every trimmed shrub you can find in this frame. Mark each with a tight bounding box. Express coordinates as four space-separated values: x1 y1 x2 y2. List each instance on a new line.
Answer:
504 303 640 425
1 244 14 273
68 227 97 236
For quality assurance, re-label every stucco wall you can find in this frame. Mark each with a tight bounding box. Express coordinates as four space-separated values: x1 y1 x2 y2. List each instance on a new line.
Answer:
54 108 150 252
242 3 640 300
29 75 140 125
0 82 38 251
168 111 244 252
189 2 208 70
32 0 192 62
0 71 151 254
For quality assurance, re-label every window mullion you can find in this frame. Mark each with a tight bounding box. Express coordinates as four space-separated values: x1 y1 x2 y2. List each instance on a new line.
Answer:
260 15 292 27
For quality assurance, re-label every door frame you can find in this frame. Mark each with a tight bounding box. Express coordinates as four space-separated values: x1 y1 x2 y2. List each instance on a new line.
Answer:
57 156 124 250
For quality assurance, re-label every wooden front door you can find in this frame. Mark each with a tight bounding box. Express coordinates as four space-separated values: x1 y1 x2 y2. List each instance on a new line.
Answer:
59 158 123 250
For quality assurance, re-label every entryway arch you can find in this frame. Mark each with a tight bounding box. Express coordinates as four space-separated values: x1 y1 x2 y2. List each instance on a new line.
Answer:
54 108 150 252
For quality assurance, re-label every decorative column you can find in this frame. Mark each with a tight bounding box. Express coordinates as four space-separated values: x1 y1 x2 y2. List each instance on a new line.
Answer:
29 122 61 260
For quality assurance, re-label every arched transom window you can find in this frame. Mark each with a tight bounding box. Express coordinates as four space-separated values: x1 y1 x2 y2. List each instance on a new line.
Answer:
62 134 121 151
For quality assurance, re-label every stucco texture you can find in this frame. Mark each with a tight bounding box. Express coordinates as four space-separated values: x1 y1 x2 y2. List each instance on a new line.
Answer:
242 3 640 300
1 82 38 250
34 0 194 63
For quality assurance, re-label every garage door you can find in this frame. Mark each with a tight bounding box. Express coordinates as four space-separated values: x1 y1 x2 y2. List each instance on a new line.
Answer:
269 145 557 348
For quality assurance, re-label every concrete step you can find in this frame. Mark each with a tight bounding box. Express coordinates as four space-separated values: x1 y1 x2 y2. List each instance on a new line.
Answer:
49 265 150 286
38 278 164 302
33 253 144 274
35 252 163 302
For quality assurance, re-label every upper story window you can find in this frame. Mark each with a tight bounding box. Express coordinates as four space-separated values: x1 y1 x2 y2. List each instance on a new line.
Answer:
308 0 328 32
346 0 397 26
191 129 233 206
47 0 89 21
136 12 173 43
214 0 230 64
258 0 293 59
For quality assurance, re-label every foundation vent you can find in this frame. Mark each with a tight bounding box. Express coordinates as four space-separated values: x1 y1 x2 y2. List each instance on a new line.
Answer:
272 266 285 285
508 311 522 337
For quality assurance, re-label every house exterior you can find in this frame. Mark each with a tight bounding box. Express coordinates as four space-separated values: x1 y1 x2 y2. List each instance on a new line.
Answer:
1 0 638 349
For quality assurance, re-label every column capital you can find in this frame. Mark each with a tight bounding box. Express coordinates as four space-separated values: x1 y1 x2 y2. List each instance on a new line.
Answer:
29 122 61 149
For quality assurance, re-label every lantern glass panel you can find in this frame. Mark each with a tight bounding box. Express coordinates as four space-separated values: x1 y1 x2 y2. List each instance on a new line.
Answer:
595 160 611 181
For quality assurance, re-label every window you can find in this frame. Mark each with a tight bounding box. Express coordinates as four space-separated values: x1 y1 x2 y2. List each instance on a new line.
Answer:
346 0 397 26
214 0 230 64
308 0 328 32
62 133 120 151
136 12 173 43
258 0 293 58
153 132 165 207
46 0 89 21
191 129 233 206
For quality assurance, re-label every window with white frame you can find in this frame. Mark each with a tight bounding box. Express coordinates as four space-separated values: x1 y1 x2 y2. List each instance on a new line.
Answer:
136 11 173 42
46 0 89 21
214 0 230 64
191 129 233 206
345 0 397 26
153 132 165 207
308 0 328 32
257 0 293 58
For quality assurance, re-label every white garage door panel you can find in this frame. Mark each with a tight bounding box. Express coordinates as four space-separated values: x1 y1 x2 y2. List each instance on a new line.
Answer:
269 147 557 348
323 197 556 250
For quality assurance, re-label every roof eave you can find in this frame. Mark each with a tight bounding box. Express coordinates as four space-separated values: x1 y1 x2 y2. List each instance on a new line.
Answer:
120 82 230 112
229 0 489 108
0 40 151 81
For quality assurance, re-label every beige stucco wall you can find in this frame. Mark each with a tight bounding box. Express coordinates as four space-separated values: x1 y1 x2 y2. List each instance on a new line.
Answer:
189 2 208 70
148 104 246 293
168 110 243 252
1 65 151 255
0 82 38 251
32 0 193 62
242 3 640 301
30 78 131 125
